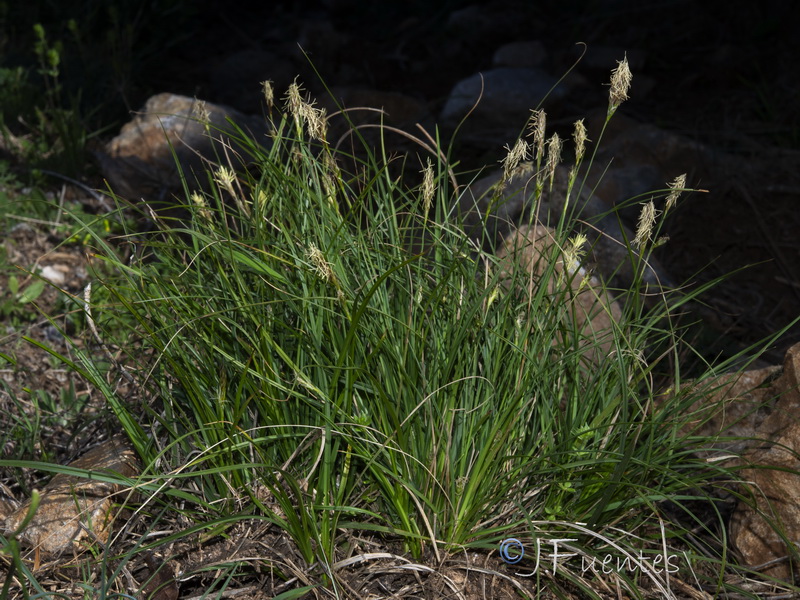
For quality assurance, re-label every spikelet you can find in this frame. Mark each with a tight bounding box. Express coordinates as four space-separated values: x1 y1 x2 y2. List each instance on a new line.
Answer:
285 81 304 128
665 173 687 213
307 243 337 286
214 166 237 197
192 99 211 124
563 232 588 276
633 200 657 248
502 139 529 182
261 80 274 109
420 158 435 216
190 191 212 221
608 55 633 114
527 109 547 163
305 105 328 143
572 119 588 164
546 133 562 191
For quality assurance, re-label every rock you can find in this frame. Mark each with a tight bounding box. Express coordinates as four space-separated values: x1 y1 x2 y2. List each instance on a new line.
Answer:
209 49 296 114
38 265 67 286
440 68 569 140
588 112 721 185
683 343 800 458
679 342 800 580
322 87 433 147
681 365 781 461
95 93 272 204
585 164 664 223
492 41 547 69
730 420 800 581
4 436 140 557
458 163 673 294
496 224 623 366
573 45 646 73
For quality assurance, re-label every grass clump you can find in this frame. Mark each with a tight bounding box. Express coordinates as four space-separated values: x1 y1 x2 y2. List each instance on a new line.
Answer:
3 63 773 597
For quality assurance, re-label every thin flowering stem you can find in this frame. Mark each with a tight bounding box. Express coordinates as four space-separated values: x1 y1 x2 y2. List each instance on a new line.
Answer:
572 57 634 204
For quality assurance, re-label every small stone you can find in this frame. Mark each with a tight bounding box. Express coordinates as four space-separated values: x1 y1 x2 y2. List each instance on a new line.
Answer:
39 265 66 285
4 436 140 556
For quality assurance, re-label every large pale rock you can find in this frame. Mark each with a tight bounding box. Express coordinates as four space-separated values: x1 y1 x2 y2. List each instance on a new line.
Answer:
729 344 800 580
681 365 781 461
460 163 673 294
4 436 139 557
682 343 800 580
730 420 800 581
497 224 622 365
95 93 272 203
684 343 800 459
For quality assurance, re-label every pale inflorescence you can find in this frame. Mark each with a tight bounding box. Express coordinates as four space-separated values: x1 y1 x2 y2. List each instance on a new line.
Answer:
665 173 687 213
527 109 547 163
546 133 562 189
502 139 529 182
609 55 633 110
633 200 657 248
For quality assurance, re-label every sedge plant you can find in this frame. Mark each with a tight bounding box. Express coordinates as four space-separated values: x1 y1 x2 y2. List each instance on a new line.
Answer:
11 59 788 597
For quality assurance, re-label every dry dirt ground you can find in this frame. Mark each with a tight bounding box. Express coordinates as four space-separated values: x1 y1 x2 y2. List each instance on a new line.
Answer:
1 1 799 598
